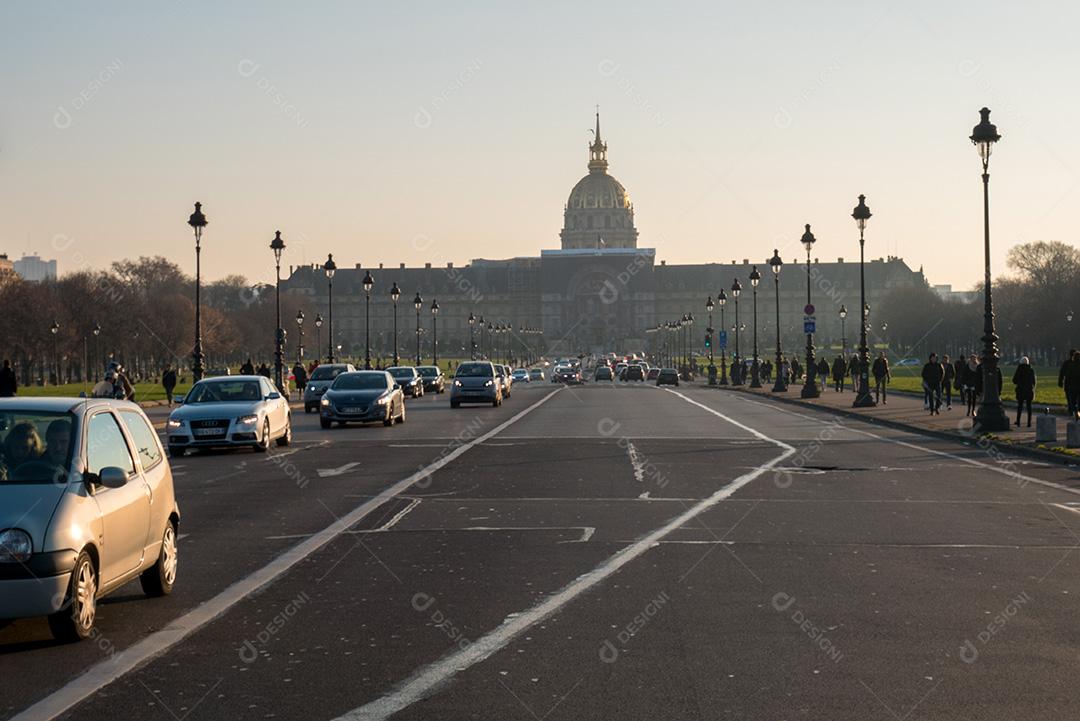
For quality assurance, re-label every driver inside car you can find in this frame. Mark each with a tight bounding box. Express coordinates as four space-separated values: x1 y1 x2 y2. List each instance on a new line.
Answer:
44 419 72 479
0 421 45 481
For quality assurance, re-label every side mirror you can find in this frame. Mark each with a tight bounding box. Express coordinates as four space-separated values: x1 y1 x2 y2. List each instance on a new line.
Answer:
98 466 130 489
266 392 281 400
394 383 401 390
173 394 185 405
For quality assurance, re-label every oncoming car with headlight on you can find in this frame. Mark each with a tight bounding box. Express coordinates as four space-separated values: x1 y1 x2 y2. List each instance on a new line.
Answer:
0 398 179 641
166 376 291 455
319 371 405 428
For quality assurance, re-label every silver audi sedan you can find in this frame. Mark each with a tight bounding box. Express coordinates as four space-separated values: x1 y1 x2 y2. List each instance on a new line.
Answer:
166 375 291 456
0 398 179 641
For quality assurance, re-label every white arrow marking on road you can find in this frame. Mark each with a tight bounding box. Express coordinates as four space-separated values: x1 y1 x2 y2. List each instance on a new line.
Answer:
317 461 362 477
625 441 646 483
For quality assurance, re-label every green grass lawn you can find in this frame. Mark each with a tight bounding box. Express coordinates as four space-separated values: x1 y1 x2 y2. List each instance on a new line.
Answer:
887 366 1066 406
15 382 193 403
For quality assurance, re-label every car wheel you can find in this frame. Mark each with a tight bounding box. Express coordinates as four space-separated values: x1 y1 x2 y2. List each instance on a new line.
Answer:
320 418 331 429
276 418 292 446
254 420 270 452
140 521 178 597
451 400 460 408
304 405 313 414
48 550 97 642
168 445 185 458
383 407 394 427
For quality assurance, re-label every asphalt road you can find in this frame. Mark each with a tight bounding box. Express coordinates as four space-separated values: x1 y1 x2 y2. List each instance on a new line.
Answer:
3 381 1080 720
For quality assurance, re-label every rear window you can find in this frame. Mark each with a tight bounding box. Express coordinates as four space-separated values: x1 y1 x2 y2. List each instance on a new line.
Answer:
417 367 440 377
0 410 75 484
456 363 493 378
332 373 390 391
311 366 347 381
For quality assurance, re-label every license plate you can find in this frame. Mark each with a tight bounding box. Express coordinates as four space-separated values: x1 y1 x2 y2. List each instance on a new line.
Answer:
193 427 221 436
342 407 366 414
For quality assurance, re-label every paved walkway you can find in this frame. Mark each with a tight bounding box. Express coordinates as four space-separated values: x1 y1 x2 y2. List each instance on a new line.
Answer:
716 377 1079 459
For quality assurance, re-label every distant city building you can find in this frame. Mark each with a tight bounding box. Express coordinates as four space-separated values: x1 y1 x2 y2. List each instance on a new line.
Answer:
0 254 13 275
283 115 926 359
932 284 979 304
12 254 57 282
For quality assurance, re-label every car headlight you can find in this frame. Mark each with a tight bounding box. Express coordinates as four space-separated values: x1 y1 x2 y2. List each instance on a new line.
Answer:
321 397 330 406
0 529 32 563
453 379 462 386
484 379 494 387
309 385 317 392
375 394 390 405
237 414 259 426
166 419 183 430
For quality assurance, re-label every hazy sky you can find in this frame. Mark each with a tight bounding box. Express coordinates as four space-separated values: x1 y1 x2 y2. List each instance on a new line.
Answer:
3 1 1078 290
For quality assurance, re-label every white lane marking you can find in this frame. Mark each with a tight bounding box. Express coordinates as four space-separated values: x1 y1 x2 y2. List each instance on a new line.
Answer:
638 491 651 499
625 441 645 483
317 461 362 478
263 525 595 542
11 388 564 721
177 534 189 541
648 540 1080 549
376 498 421 532
267 439 329 459
735 395 1080 499
387 444 450 448
1052 503 1080 516
334 387 793 721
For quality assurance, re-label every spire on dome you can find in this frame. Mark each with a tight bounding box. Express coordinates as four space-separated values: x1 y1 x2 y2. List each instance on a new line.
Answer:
588 108 608 173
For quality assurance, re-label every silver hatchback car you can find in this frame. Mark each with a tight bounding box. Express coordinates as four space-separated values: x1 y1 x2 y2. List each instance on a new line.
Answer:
0 398 179 641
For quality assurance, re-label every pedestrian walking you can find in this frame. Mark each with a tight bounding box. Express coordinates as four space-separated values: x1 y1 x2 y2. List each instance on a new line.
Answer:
240 358 255 375
832 355 847 392
162 367 177 405
942 354 954 410
921 353 944 415
953 355 967 409
293 361 308 390
0 359 17 397
1060 349 1080 421
817 358 829 391
963 355 980 416
1012 357 1036 427
872 351 890 404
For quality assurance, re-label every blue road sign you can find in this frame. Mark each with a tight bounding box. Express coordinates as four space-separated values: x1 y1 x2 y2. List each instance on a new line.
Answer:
717 330 728 349
804 320 816 334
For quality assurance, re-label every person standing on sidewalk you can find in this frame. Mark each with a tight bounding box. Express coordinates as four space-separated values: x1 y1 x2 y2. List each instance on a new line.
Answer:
162 367 177 406
963 355 980 416
872 351 890 404
0 360 16 397
1061 349 1080 421
1012 357 1036 427
921 353 944 415
832 355 847 392
942 354 955 410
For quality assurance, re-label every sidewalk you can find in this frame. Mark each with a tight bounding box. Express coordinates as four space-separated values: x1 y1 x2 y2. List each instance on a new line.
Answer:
718 379 1080 463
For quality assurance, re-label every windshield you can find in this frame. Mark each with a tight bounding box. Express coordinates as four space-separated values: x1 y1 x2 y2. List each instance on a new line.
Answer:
332 373 389 391
186 380 263 403
310 366 347 381
455 363 493 378
0 411 75 484
417 367 440 377
388 368 415 379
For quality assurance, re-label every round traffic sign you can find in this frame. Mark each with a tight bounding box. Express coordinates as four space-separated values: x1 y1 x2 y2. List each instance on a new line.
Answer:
804 304 815 315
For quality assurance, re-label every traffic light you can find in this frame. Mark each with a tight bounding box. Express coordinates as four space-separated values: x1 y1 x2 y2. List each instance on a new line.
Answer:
704 333 712 348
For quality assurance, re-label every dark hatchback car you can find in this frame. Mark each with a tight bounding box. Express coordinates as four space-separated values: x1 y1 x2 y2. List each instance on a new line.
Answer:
450 362 501 407
656 368 679 386
387 366 424 397
320 371 405 428
417 365 445 394
622 365 645 382
556 367 582 384
595 366 614 381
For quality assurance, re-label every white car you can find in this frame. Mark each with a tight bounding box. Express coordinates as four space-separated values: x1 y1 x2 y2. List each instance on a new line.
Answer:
512 368 530 383
166 376 291 456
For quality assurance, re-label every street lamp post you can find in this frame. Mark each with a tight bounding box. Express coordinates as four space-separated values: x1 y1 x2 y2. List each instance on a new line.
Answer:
731 279 742 385
92 323 101 381
769 250 786 392
324 255 337 363
187 202 208 382
839 305 848 359
706 296 716 385
478 315 485 359
800 224 820 399
50 321 60 386
390 282 401 365
431 299 440 365
413 292 423 365
718 289 728 384
295 310 305 365
270 231 286 391
750 265 762 388
970 107 1010 432
852 195 875 407
314 314 323 363
468 312 476 360
362 270 374 369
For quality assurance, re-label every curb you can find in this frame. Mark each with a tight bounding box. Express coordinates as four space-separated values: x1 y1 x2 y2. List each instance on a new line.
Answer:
705 384 1079 468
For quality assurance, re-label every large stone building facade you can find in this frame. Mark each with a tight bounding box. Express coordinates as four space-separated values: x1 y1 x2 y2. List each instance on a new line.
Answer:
283 115 924 362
